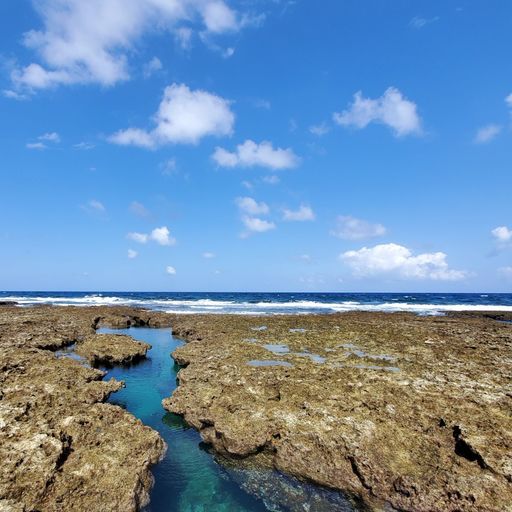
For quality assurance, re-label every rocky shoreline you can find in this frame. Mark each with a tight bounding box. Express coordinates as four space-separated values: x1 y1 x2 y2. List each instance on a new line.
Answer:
164 311 512 511
1 305 511 511
0 305 173 512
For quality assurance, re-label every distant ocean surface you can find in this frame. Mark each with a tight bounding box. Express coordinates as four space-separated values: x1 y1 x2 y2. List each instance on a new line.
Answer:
2 291 512 316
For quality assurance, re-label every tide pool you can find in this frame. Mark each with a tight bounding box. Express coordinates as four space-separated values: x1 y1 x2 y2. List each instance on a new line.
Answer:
98 327 357 512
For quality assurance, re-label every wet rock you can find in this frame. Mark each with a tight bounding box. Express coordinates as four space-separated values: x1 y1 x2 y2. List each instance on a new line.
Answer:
163 311 512 511
76 333 151 366
0 306 168 511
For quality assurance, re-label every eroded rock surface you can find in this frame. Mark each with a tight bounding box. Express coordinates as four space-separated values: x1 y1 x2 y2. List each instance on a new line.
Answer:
164 312 512 512
76 333 151 366
0 305 172 511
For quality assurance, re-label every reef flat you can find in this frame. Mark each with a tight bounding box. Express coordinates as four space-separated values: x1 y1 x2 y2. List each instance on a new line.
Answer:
1 304 511 511
164 311 512 511
0 305 172 511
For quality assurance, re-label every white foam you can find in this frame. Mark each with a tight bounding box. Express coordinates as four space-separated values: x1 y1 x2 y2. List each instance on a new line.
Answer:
3 295 512 316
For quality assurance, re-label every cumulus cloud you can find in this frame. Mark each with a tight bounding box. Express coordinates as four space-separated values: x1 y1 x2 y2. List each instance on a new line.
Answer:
235 196 269 215
127 226 176 246
475 124 501 144
333 87 422 137
11 0 253 91
340 243 466 281
202 251 215 258
166 265 177 275
235 196 275 235
109 83 234 147
212 140 300 170
282 205 315 222
492 226 512 243
241 216 276 233
331 215 386 240
127 249 138 259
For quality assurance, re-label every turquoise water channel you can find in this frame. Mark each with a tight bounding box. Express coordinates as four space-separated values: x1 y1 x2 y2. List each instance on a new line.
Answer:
98 327 357 512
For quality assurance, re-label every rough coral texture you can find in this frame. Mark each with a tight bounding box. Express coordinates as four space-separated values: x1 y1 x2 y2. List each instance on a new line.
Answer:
0 305 172 512
163 311 512 512
76 333 151 366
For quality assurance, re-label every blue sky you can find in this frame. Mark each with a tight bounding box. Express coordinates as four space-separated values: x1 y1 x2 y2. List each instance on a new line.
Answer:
1 0 511 292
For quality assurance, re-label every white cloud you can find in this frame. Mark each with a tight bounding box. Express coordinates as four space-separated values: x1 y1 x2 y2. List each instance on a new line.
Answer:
166 265 177 275
127 232 149 244
202 251 215 259
127 226 175 246
506 93 512 109
262 175 280 185
81 199 106 215
127 249 138 259
492 226 512 243
88 199 105 212
299 254 312 263
26 142 47 150
74 141 95 150
2 89 28 100
150 226 175 246
283 204 315 222
212 140 300 170
109 128 155 148
331 215 386 240
236 196 269 215
143 56 162 78
340 243 466 281
333 87 422 137
110 83 234 147
309 122 329 136
11 0 250 91
409 16 439 29
175 27 193 49
242 216 276 233
38 132 60 143
475 124 501 144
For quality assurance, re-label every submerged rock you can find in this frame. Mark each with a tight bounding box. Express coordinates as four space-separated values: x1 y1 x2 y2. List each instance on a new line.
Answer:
164 311 512 511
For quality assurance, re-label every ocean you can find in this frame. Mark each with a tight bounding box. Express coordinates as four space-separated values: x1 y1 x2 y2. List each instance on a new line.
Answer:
2 291 512 315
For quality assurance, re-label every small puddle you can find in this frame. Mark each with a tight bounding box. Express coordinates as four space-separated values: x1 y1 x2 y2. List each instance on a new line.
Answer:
294 352 326 364
247 360 293 368
289 328 306 333
54 343 89 366
263 343 290 354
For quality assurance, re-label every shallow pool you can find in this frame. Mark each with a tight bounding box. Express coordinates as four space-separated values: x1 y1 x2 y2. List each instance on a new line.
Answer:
99 327 358 512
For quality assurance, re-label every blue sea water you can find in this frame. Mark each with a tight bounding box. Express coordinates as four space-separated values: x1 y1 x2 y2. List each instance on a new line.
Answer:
98 327 356 512
2 291 512 315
